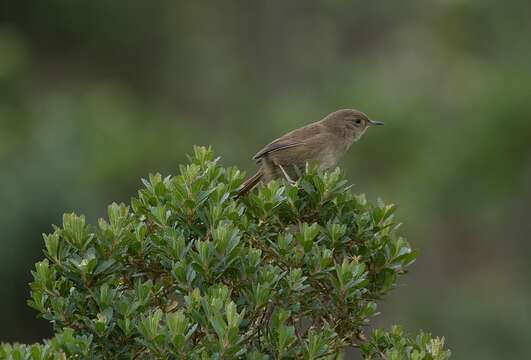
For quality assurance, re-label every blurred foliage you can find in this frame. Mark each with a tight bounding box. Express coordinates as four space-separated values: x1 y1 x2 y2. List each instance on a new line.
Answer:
0 1 530 359
1 147 449 359
360 326 450 360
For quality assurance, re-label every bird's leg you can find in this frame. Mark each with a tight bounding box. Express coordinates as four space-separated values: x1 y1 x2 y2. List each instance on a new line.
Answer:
277 164 296 185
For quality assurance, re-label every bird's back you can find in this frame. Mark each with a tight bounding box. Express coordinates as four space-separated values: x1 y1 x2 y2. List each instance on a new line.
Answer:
253 121 325 161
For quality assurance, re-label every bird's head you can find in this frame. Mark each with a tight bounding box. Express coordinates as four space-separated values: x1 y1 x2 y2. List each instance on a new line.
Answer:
322 109 384 141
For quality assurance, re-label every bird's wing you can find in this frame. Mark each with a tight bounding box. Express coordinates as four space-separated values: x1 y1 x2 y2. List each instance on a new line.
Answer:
253 140 303 160
252 123 322 161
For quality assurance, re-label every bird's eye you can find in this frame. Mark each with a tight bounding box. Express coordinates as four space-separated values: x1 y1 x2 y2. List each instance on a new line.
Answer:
355 119 362 125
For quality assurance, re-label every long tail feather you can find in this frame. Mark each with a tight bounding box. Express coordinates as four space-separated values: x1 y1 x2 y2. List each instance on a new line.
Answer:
236 171 263 198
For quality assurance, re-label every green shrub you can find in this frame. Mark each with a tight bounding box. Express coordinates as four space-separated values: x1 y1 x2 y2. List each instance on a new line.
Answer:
0 146 450 359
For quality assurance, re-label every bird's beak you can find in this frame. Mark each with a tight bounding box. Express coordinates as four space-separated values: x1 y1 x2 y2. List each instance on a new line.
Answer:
368 119 384 126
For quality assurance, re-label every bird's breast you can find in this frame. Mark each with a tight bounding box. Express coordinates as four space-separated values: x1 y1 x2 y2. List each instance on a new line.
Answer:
315 143 347 169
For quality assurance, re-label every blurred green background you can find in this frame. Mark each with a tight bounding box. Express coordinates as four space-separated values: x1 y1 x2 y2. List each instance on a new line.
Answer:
1 1 530 358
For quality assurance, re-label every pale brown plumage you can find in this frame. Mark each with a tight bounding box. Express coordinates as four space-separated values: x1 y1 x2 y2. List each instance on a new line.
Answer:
237 109 383 197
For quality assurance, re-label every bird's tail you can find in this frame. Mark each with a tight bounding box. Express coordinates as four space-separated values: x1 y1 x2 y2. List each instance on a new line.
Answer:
236 171 263 198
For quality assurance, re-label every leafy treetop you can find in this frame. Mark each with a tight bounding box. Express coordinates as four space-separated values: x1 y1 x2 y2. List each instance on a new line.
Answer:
1 146 450 359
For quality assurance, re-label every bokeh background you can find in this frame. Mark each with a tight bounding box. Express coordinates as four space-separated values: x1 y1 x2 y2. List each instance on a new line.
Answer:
1 1 531 358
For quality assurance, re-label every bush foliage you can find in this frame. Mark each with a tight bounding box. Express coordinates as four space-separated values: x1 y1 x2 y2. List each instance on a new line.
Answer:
1 147 450 359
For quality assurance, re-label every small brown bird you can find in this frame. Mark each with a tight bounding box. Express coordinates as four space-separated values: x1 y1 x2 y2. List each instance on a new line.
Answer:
237 109 384 197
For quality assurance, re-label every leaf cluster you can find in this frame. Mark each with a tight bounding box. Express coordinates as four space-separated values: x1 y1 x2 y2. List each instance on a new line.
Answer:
1 146 449 359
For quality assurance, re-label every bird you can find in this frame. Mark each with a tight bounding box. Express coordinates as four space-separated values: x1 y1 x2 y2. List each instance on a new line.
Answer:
237 109 384 197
